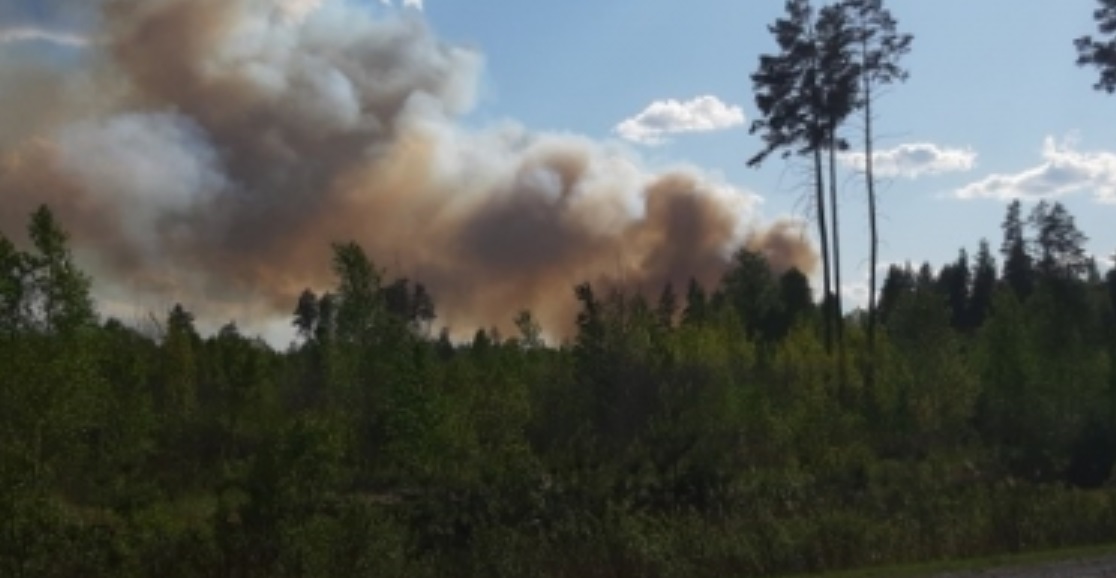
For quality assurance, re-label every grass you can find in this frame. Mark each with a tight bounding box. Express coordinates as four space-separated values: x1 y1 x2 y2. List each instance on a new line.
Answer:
781 542 1116 578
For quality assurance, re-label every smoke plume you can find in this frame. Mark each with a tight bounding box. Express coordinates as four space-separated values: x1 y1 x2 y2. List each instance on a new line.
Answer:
0 0 816 340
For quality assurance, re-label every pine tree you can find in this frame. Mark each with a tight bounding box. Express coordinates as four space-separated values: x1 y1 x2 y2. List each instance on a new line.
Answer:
777 267 815 339
936 248 971 330
162 304 200 419
878 263 914 325
968 239 998 329
818 2 861 351
682 278 708 326
1001 199 1034 300
1029 201 1090 281
1076 0 1116 92
750 0 856 353
843 0 912 352
656 282 678 330
720 248 779 341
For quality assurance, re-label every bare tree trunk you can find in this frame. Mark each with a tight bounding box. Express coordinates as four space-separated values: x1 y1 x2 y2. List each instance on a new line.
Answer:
813 147 833 355
827 130 844 337
828 128 847 380
862 40 880 363
866 82 874 354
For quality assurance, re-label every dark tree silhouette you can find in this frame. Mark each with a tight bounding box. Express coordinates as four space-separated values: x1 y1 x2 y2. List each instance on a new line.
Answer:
818 3 862 373
749 0 844 353
777 267 815 338
656 282 678 330
968 239 997 329
5 201 1116 575
1029 201 1090 281
0 235 25 335
843 0 912 356
682 277 708 326
293 289 319 341
721 248 780 341
936 249 971 330
821 3 861 343
1076 0 1116 92
877 262 914 324
10 206 97 335
1001 199 1034 300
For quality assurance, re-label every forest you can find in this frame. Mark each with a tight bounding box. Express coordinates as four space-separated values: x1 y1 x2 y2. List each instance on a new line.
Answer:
2 198 1116 578
4 0 1116 577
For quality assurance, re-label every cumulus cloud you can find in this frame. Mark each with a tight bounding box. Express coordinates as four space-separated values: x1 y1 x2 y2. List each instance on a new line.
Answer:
614 95 746 145
0 26 89 47
380 0 424 10
955 135 1116 203
840 142 976 179
841 282 870 310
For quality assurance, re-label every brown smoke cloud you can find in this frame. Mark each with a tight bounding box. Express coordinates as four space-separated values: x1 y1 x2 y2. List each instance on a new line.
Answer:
0 0 816 340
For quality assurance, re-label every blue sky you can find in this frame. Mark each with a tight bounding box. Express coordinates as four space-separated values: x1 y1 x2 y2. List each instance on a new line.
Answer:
3 0 1115 310
422 0 1116 299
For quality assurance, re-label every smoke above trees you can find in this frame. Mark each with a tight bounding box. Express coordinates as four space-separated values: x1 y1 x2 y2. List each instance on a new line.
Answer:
0 0 816 338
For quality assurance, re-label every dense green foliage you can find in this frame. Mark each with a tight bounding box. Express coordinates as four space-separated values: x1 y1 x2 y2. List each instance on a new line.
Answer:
3 201 1116 578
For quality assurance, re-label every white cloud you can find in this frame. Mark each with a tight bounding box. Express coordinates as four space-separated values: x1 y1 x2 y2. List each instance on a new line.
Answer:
840 142 976 179
614 95 746 145
841 282 870 310
0 27 89 47
379 0 424 9
955 135 1116 203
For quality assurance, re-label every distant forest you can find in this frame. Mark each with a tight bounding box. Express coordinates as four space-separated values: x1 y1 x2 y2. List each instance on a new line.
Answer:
3 194 1116 577
5 0 1116 576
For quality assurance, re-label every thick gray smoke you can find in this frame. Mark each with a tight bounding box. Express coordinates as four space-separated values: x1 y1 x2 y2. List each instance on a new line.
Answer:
0 0 816 340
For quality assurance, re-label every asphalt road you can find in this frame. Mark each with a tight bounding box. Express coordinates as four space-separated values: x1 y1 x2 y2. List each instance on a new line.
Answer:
934 555 1116 578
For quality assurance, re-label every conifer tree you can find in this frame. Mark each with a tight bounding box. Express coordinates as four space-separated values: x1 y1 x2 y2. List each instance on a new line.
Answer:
843 0 912 352
750 0 854 353
1076 0 1116 92
1001 199 1034 299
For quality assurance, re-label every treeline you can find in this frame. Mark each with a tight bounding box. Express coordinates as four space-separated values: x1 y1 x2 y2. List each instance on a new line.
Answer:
2 199 1116 578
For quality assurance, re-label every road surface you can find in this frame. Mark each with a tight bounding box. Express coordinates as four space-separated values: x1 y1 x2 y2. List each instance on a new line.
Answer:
934 554 1116 578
